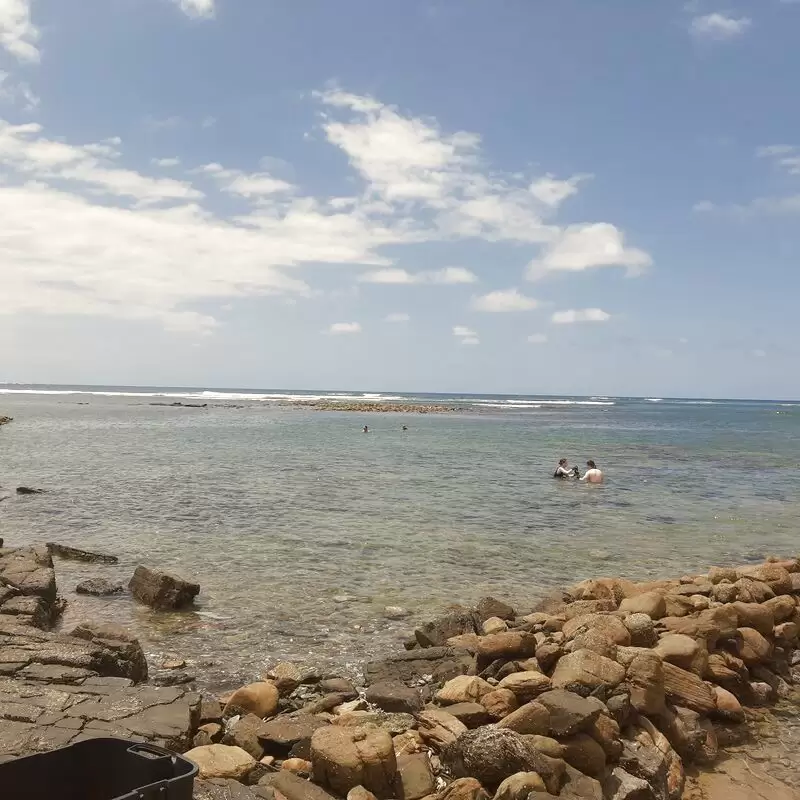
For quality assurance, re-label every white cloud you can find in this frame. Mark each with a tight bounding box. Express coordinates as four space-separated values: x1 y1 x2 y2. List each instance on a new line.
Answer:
222 172 293 198
385 312 410 322
527 333 548 344
174 0 215 19
472 288 539 313
753 348 767 358
551 308 611 324
0 0 39 61
152 157 181 168
756 144 800 176
328 322 361 335
529 174 588 208
0 70 39 111
692 200 716 213
453 325 479 345
201 116 217 128
690 13 751 40
527 223 652 280
358 266 478 285
757 144 795 158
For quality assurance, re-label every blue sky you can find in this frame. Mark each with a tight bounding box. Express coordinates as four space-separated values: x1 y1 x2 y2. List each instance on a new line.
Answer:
0 0 798 398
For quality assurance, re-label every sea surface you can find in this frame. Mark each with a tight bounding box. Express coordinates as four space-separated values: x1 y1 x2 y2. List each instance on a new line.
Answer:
1 385 799 689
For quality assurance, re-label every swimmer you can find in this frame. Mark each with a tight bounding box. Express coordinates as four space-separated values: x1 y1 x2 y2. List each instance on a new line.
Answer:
363 425 369 433
580 460 604 484
553 458 579 479
402 425 408 431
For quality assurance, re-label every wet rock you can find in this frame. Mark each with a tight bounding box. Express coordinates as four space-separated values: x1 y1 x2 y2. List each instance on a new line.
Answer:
415 608 480 648
603 767 656 800
16 487 44 495
364 647 473 688
416 708 467 750
257 715 330 756
128 565 199 610
436 675 494 705
70 621 148 683
495 701 550 736
479 689 518 720
185 744 257 780
365 681 422 714
441 727 562 792
225 713 267 760
397 752 435 800
710 686 744 723
442 702 490 728
47 543 118 564
75 578 124 596
476 632 536 666
620 592 666 620
384 607 411 621
435 777 489 800
496 671 551 702
223 682 280 719
310 724 397 798
535 690 601 736
626 652 665 716
300 693 355 716
476 597 515 622
482 617 508 635
550 649 626 696
661 663 715 714
562 614 631 646
493 771 546 800
735 627 773 665
561 733 606 778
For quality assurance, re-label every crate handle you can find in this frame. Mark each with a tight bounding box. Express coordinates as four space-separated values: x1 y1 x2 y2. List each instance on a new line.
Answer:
128 743 174 760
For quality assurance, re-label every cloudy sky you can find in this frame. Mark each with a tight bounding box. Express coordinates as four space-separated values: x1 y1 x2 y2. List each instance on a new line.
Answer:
0 0 797 398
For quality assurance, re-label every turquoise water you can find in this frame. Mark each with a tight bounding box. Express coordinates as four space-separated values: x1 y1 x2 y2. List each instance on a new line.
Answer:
1 387 798 687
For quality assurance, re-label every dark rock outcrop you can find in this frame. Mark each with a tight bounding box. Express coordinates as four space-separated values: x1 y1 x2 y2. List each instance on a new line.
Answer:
128 565 200 610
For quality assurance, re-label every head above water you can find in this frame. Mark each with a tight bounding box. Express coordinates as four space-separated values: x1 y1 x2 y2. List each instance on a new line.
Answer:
586 460 596 469
558 458 567 467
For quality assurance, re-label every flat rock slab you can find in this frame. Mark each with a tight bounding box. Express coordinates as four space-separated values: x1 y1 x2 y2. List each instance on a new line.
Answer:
0 676 200 758
363 647 474 687
46 543 118 564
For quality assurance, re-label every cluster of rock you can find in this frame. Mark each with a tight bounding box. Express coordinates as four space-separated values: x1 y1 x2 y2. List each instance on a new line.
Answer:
177 557 800 800
282 401 463 414
0 415 11 426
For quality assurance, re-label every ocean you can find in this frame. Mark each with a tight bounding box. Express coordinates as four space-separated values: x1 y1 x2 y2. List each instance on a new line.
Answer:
1 385 798 689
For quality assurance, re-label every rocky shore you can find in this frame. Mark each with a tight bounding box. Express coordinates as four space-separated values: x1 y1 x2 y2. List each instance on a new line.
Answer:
2 542 800 800
280 401 464 414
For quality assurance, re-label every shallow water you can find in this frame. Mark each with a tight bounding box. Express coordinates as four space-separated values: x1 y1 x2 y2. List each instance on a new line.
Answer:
1 387 799 688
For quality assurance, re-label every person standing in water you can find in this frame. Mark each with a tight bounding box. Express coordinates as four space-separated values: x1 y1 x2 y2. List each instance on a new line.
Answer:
363 425 369 433
553 458 577 479
580 460 604 484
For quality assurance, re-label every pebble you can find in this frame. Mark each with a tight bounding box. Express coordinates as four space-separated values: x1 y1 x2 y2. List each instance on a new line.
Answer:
384 606 411 620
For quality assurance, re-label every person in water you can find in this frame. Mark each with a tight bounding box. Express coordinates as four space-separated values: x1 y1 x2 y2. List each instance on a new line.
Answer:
580 460 604 484
553 458 579 479
363 425 369 433
402 425 408 431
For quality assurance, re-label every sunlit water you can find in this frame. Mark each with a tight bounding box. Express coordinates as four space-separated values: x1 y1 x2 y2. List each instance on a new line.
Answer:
1 387 799 689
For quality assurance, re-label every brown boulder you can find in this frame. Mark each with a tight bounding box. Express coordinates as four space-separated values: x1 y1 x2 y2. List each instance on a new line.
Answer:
536 689 602 736
572 629 618 660
737 564 792 594
496 702 550 735
653 634 708 676
476 632 537 664
415 608 480 648
662 663 716 714
551 649 626 696
224 682 280 719
774 621 799 644
437 778 489 800
479 689 518 720
735 627 772 665
524 735 565 759
561 600 618 619
477 597 516 622
397 753 435 800
626 653 665 716
493 771 546 800
184 744 256 781
763 595 796 623
561 733 606 778
417 708 468 751
497 671 551 702
365 682 423 715
444 703 491 728
733 578 775 604
436 676 494 705
310 725 397 798
128 565 199 610
708 567 737 584
731 603 774 636
624 614 658 648
710 686 744 723
661 595 695 618
482 617 508 635
69 621 149 683
587 713 622 760
562 614 631 645
619 592 666 620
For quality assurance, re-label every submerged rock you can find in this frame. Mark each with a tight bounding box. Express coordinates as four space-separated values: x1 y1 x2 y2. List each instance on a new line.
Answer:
47 543 118 564
75 578 124 596
128 564 200 610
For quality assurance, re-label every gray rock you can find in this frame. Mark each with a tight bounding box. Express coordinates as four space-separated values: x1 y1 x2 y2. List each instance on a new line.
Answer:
224 713 266 761
363 646 473 688
257 715 329 757
414 608 480 648
128 565 199 610
70 621 148 683
75 579 124 596
318 677 357 696
47 543 118 564
536 690 602 736
260 770 339 800
442 702 490 728
476 597 516 622
0 546 57 604
603 767 657 800
365 681 422 714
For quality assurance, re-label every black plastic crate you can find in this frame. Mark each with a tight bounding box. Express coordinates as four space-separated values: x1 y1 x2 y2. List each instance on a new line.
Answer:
0 737 198 800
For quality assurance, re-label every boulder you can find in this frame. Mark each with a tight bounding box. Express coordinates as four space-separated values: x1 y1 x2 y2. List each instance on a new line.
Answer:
446 634 481 653
436 778 489 800
365 682 422 715
603 767 656 800
476 632 536 665
69 621 148 683
310 724 397 798
774 621 799 644
560 764 603 800
477 597 516 622
661 663 716 714
496 671 551 702
536 690 601 736
226 714 267 760
624 614 657 648
656 707 706 764
762 595 796 623
562 614 631 646
534 642 562 671
626 653 665 716
493 772 546 800
0 546 57 603
441 727 563 792
587 713 622 760
444 703 491 728
619 593 666 620
496 702 550 736
128 565 199 610
606 693 634 728
479 689 518 720
738 564 792 594
264 770 341 800
710 686 744 722
732 578 774 604
364 647 473 688
524 735 565 759
397 753 435 800
731 603 774 636
320 677 357 696
75 578 124 596
436 676 494 705
550 649 626 696
184 744 257 780
561 600 618 619
654 634 708 676
661 595 695 618
223 682 280 719
561 733 606 778
415 608 479 648
282 758 312 776
708 567 737 585
571 629 618 660
416 708 468 750
735 627 772 665
482 617 508 635
706 651 746 685
266 662 320 695
16 486 44 495
618 741 668 800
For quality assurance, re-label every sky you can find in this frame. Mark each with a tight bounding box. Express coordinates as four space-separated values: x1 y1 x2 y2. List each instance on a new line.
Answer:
0 0 798 398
